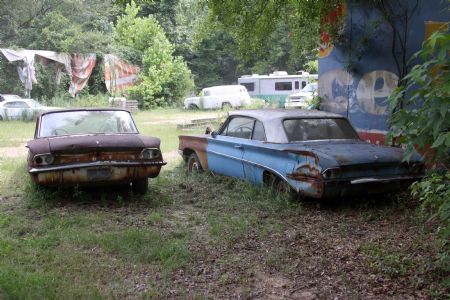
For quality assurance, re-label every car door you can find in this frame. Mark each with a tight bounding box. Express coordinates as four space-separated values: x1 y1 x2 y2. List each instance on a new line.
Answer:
207 116 255 179
241 119 268 183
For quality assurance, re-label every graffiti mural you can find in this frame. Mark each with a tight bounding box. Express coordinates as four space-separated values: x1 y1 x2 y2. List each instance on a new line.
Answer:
319 69 398 143
318 0 450 144
319 69 353 114
353 70 398 115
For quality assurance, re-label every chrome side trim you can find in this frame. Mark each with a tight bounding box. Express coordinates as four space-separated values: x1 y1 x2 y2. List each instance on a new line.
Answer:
29 160 167 174
350 175 422 184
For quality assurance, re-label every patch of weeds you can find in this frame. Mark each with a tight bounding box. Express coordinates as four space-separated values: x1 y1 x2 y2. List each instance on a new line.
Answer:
0 159 29 197
187 211 203 226
361 242 416 278
207 212 258 244
81 229 191 271
265 247 295 273
0 263 103 299
148 211 163 223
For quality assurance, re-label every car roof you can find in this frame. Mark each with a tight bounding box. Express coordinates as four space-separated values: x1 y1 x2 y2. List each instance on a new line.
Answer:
228 109 345 122
39 108 132 117
0 98 34 105
1 94 22 97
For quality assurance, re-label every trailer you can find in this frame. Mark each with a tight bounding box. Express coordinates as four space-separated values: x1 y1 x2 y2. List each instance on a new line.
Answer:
238 71 317 106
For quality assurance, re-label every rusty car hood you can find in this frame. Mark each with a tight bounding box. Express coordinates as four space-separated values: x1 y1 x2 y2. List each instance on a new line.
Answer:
28 134 160 154
283 140 422 166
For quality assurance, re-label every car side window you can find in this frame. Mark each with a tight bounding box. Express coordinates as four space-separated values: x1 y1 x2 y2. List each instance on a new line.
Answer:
252 120 266 141
221 117 254 139
15 101 30 108
3 102 15 108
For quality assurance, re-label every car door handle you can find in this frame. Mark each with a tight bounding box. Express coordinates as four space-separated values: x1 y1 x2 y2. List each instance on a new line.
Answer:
234 144 243 149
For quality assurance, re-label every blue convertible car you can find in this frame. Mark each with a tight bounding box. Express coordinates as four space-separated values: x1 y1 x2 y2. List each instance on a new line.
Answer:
178 109 424 198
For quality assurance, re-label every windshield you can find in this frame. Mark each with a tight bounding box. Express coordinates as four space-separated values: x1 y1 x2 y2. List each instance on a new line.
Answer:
283 118 359 142
39 110 138 137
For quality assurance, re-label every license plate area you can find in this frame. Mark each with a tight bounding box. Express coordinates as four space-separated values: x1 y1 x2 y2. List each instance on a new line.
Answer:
87 168 111 181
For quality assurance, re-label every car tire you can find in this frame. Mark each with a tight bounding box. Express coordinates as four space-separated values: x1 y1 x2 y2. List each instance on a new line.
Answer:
221 102 232 110
188 104 199 110
187 153 203 173
132 178 148 194
264 172 296 199
0 115 3 121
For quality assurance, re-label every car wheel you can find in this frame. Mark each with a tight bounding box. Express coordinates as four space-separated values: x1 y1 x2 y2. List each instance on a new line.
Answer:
188 104 199 110
221 102 232 110
187 153 203 173
0 115 3 121
264 172 296 199
132 178 148 194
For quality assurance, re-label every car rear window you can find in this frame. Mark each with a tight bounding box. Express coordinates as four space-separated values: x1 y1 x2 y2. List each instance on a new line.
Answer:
283 118 359 142
39 110 138 137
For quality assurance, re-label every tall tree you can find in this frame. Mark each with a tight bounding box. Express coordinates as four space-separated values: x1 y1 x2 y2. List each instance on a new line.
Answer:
114 2 194 108
207 0 341 64
0 0 116 53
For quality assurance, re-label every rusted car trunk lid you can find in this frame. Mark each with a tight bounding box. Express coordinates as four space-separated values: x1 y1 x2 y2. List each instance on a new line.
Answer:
47 134 146 154
285 141 416 166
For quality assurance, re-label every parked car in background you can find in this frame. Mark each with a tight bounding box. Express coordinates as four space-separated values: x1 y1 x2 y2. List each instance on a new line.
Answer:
183 85 251 110
0 94 23 102
178 109 424 199
284 82 318 109
0 98 58 120
27 109 166 194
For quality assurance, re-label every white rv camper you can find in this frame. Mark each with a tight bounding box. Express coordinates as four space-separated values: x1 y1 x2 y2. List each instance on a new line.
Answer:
237 71 317 106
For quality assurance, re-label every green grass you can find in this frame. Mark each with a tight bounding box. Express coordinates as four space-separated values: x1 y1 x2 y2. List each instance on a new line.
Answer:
81 229 191 270
0 121 35 147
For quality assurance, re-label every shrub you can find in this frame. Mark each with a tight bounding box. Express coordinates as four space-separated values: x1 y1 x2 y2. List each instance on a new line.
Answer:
114 2 194 109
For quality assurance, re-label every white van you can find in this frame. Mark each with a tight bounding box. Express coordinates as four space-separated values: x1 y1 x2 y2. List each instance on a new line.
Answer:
184 85 251 109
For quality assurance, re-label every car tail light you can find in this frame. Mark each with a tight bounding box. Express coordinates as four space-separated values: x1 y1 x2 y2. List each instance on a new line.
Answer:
140 148 161 159
34 154 54 165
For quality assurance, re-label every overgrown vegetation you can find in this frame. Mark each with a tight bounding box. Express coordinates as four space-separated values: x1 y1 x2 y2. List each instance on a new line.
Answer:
388 29 450 288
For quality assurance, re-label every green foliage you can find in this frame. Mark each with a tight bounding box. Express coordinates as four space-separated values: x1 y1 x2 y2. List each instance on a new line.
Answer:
388 31 450 163
114 2 194 108
33 61 71 101
410 172 450 284
0 0 115 53
305 60 319 74
207 0 342 66
388 29 450 288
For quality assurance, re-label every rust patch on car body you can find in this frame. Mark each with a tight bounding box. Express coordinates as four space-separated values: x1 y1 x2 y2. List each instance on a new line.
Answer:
30 164 163 186
178 134 209 170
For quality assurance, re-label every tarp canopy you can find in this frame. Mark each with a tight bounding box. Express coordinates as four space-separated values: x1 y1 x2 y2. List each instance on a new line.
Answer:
104 54 140 94
0 49 139 97
0 49 97 97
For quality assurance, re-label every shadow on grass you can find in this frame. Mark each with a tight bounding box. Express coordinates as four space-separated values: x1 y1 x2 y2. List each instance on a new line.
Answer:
23 179 174 210
302 190 416 211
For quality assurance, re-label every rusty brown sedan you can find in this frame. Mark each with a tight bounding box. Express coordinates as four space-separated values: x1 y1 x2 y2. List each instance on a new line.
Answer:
27 108 166 194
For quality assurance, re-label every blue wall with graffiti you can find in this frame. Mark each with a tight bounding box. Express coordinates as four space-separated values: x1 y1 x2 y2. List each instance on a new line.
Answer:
318 0 449 143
